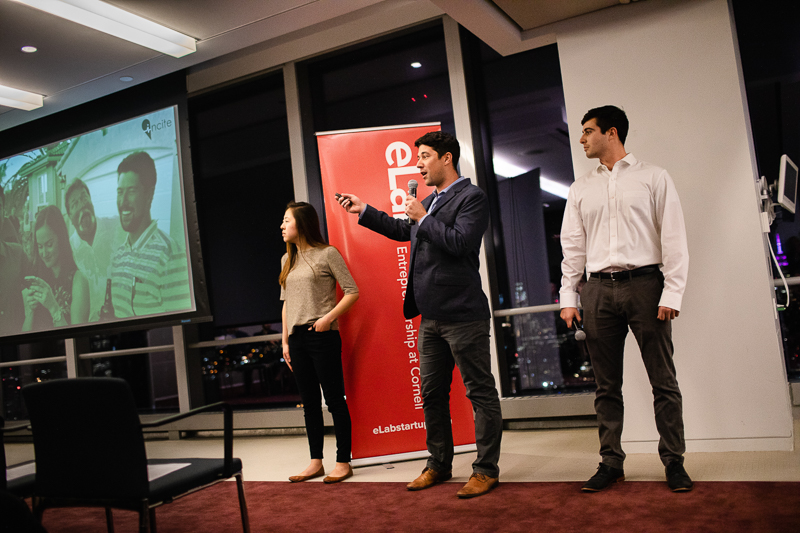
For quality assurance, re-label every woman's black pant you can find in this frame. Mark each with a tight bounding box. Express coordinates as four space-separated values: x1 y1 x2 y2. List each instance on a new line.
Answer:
288 328 352 463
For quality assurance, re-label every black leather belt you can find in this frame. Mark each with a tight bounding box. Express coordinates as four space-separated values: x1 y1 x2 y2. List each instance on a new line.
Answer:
590 265 659 281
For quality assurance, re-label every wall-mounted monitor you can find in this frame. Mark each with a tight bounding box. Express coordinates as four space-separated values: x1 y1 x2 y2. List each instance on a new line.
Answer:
777 154 798 214
0 105 208 340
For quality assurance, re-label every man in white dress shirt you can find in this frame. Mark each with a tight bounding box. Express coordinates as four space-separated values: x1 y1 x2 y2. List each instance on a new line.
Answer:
559 106 692 493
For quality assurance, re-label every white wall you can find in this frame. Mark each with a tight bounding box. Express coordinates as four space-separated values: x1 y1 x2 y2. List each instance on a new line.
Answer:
556 0 793 452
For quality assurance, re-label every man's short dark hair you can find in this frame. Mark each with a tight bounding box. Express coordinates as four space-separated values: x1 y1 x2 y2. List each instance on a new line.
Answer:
117 151 157 195
415 131 460 167
581 106 629 145
64 178 91 216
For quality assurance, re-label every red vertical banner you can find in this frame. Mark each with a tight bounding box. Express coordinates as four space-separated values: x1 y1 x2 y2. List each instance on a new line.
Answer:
317 124 476 462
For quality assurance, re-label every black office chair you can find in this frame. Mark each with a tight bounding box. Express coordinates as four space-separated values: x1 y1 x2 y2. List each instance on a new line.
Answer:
22 378 250 533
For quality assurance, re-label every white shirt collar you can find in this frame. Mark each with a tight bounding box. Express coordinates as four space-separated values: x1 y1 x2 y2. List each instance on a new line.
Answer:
596 153 638 174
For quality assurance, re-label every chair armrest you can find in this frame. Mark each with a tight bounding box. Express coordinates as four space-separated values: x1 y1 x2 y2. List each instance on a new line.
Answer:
140 402 226 428
2 421 32 486
141 402 235 476
1 422 31 434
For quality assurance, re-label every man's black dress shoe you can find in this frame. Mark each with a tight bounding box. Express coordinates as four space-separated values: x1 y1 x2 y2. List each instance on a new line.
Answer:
581 463 625 492
666 462 693 492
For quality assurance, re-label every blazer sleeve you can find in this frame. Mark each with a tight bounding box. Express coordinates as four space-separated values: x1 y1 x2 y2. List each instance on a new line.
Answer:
358 204 412 242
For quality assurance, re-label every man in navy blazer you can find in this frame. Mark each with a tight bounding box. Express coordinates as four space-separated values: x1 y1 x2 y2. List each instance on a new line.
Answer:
338 131 502 499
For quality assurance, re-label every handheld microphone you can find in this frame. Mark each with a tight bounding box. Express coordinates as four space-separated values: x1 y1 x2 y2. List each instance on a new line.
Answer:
407 179 418 225
573 321 586 341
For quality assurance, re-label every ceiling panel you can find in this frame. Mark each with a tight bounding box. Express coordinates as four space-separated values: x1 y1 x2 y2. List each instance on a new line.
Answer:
0 1 157 115
0 0 643 125
0 0 386 121
493 0 622 30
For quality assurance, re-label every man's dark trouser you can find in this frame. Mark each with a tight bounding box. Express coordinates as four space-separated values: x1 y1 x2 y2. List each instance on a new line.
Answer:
419 318 503 478
581 271 686 470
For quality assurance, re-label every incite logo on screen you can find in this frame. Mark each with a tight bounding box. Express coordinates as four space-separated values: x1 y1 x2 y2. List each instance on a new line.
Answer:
142 118 173 140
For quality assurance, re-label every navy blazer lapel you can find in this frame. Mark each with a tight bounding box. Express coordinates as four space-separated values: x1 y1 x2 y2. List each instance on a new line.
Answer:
430 178 468 215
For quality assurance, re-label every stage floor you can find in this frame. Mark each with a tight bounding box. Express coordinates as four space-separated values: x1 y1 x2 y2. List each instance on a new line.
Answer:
6 407 800 485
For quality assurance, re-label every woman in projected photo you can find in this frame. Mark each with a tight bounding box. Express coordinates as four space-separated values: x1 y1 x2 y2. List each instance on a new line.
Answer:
280 201 359 484
22 205 90 331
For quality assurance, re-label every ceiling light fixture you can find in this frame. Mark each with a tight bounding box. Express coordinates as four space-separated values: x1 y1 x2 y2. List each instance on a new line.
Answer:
0 84 44 111
540 177 570 199
21 46 38 53
11 0 196 58
493 157 570 199
493 157 526 179
411 62 422 68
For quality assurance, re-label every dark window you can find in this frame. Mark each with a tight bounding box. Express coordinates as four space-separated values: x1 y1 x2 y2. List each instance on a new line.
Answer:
462 31 594 396
189 72 294 328
1 341 67 420
188 72 299 409
297 22 454 225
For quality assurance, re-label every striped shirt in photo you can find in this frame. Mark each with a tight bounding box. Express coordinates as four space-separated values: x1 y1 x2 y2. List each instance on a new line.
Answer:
110 220 192 317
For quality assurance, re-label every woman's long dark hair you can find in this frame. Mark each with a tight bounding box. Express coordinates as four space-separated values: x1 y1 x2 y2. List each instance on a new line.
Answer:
32 205 77 283
279 201 328 288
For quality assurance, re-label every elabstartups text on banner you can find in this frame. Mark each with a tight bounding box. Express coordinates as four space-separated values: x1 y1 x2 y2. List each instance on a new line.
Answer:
317 123 476 463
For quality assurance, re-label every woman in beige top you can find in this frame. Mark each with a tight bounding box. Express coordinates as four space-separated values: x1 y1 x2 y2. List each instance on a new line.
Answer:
280 201 359 483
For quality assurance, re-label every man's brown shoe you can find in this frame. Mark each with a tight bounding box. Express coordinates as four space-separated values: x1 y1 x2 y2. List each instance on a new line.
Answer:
456 473 498 499
406 467 452 491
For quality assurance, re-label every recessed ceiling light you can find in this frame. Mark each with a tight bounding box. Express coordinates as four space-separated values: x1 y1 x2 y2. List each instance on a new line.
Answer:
120 76 133 82
411 62 422 68
21 46 38 53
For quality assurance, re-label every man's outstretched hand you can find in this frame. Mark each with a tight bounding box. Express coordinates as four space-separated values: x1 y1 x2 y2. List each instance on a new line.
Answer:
337 193 365 215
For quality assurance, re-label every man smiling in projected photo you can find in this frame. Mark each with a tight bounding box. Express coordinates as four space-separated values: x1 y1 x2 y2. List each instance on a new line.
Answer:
109 151 191 318
65 178 119 322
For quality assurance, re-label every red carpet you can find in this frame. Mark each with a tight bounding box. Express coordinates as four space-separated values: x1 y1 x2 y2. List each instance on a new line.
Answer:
38 480 800 532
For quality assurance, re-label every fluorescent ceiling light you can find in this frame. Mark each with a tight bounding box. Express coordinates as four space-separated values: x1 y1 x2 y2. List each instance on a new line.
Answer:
539 177 570 199
11 0 196 58
493 157 526 179
0 84 44 111
493 157 570 199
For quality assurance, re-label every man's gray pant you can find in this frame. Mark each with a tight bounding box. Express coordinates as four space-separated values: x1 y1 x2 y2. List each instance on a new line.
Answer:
581 271 686 470
419 318 503 478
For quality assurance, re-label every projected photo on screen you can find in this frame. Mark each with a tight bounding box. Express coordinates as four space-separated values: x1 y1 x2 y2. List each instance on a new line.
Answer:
0 106 195 338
